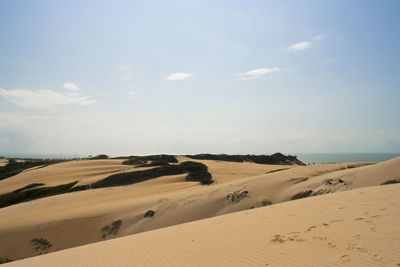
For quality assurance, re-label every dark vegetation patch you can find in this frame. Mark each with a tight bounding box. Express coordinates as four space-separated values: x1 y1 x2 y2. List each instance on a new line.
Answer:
0 258 12 264
101 220 122 239
122 154 178 166
0 159 64 181
0 181 79 209
291 190 313 200
381 179 400 185
289 177 309 184
324 178 346 185
266 168 290 174
262 199 273 206
144 210 155 218
91 161 213 188
185 153 304 165
89 154 109 159
31 238 52 254
226 190 249 203
13 183 45 193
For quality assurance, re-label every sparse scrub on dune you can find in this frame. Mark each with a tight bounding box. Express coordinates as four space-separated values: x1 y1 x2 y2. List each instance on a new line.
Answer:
226 190 249 203
266 168 290 174
291 190 313 200
31 238 52 254
0 257 13 264
144 210 155 218
101 220 122 239
89 154 109 159
262 199 273 206
381 179 400 185
122 154 178 166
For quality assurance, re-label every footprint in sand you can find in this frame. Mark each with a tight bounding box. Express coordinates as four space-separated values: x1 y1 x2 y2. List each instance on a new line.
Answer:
322 223 329 226
313 236 327 241
356 247 368 253
304 225 316 233
327 242 336 248
353 234 361 240
354 217 365 221
330 219 344 223
347 243 357 251
341 255 351 263
370 227 377 232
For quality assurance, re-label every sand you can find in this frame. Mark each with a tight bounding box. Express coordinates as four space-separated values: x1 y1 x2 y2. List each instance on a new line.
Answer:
7 184 400 266
1 157 399 265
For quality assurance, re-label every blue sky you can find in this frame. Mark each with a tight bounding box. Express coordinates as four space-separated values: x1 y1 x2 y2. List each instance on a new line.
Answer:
0 0 399 155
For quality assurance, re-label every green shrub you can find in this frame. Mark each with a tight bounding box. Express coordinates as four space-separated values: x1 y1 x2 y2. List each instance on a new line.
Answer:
262 199 272 206
381 179 400 185
144 210 155 218
0 257 13 264
90 154 109 159
291 190 313 200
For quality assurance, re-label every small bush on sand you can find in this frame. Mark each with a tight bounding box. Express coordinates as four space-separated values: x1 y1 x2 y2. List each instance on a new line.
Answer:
90 154 109 159
101 220 122 239
31 238 52 254
144 210 155 218
291 190 313 200
381 179 400 185
0 257 13 264
262 199 272 206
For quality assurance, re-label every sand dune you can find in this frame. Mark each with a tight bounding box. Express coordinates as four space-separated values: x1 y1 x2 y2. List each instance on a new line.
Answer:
7 184 400 266
0 157 399 263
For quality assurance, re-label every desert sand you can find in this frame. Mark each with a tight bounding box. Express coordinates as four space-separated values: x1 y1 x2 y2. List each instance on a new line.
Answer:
6 183 400 266
1 156 399 265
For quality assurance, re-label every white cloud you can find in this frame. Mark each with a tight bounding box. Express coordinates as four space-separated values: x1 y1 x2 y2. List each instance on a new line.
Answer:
287 34 325 52
238 68 280 80
166 72 192 81
288 41 312 51
0 88 97 109
63 82 79 91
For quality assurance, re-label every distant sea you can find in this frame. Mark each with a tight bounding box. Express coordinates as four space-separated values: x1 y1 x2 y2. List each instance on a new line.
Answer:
0 153 89 159
296 153 400 165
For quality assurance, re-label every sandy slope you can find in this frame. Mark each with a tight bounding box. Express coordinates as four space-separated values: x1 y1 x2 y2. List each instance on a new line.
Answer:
0 159 8 167
0 157 399 263
7 184 400 266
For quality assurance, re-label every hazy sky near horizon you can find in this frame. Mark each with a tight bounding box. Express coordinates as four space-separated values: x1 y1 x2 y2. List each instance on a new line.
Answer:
1 0 399 156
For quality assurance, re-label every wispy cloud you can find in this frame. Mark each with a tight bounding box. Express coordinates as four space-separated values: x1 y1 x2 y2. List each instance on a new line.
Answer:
119 65 132 80
0 88 96 109
287 34 325 52
288 41 312 51
63 82 79 91
166 72 192 81
238 68 280 80
313 34 325 41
